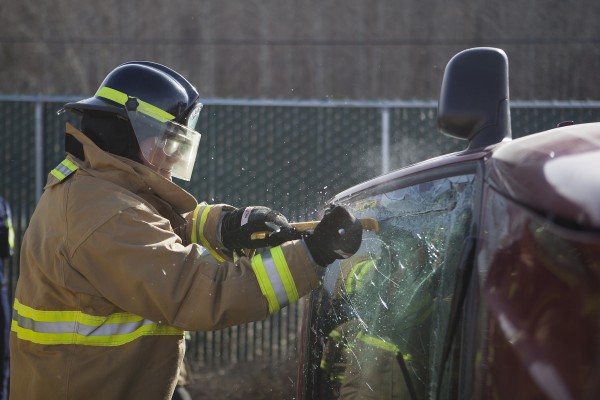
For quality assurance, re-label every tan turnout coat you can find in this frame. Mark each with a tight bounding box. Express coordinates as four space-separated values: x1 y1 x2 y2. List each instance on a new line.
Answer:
9 124 320 400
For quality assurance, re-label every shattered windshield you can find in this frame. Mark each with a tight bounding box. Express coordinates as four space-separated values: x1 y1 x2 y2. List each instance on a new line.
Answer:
311 173 475 399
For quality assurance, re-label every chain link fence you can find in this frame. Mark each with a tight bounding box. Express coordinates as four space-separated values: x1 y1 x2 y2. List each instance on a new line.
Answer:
1 96 600 365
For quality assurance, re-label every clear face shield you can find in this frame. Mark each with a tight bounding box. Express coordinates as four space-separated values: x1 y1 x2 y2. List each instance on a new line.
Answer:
126 99 202 181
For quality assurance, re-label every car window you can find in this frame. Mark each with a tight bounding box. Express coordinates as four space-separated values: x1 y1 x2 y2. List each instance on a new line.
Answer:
311 173 475 399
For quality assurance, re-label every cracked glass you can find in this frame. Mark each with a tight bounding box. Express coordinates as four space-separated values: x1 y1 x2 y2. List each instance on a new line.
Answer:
310 173 475 399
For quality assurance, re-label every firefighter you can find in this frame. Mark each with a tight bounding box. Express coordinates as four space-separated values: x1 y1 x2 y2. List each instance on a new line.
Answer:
0 196 14 400
319 256 375 397
317 226 434 399
338 227 434 400
9 61 363 400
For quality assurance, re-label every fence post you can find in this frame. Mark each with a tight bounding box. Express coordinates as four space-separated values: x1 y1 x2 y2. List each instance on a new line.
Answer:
381 107 390 174
35 101 44 201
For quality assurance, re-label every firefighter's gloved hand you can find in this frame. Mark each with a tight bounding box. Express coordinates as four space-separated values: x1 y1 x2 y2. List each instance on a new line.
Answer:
303 205 363 267
221 206 301 252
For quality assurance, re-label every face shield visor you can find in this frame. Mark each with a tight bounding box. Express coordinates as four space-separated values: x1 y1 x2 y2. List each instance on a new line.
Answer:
126 98 202 181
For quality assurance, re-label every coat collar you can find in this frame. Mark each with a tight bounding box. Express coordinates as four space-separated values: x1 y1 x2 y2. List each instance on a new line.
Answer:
55 123 198 214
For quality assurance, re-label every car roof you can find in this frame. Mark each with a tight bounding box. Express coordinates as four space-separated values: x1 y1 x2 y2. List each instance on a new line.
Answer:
331 147 488 201
332 122 600 230
488 122 600 229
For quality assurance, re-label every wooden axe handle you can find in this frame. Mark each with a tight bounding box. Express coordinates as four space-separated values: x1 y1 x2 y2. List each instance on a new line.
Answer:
250 217 379 240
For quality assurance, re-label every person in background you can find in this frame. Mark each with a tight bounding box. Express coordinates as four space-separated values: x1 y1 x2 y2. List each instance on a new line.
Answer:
0 196 14 400
9 61 363 400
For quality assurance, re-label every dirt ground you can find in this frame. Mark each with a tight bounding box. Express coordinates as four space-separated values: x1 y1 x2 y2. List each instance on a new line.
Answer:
185 356 298 400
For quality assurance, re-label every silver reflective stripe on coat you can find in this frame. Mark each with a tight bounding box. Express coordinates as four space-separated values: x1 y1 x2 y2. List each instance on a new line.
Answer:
261 251 290 309
50 158 79 181
251 246 299 314
14 311 156 336
11 298 182 347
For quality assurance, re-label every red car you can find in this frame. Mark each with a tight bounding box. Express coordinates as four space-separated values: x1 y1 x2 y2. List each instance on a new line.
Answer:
296 48 600 400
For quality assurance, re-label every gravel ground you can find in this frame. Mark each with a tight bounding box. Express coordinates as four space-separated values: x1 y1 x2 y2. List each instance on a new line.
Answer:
185 356 298 400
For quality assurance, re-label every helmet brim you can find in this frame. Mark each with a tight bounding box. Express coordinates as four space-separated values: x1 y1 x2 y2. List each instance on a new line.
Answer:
60 96 126 117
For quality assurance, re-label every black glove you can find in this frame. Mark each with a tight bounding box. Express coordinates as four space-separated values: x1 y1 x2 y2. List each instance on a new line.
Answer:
303 205 363 267
221 206 302 252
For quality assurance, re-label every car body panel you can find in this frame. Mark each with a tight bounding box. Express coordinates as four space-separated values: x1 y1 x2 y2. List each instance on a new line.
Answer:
478 185 600 400
487 122 600 228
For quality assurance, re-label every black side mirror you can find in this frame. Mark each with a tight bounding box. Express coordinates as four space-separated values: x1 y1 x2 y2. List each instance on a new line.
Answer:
437 47 512 149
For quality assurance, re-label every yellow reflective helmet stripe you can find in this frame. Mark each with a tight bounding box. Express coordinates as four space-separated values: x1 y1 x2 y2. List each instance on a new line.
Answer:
191 202 225 263
11 298 182 347
251 246 299 314
95 86 175 123
50 158 79 181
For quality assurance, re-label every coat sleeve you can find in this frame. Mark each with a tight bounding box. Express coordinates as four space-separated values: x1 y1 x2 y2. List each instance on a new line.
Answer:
183 202 236 263
68 203 321 331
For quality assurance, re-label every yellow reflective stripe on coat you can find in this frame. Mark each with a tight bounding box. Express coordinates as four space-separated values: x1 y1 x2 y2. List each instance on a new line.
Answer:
346 259 374 294
328 327 342 341
11 298 182 347
95 86 175 123
251 246 299 314
50 159 79 181
357 331 400 354
6 214 14 251
191 203 225 263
